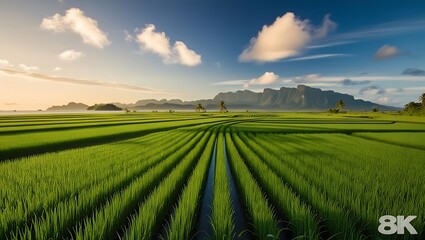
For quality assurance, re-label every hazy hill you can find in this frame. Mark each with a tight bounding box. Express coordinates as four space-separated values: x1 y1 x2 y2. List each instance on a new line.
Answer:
47 102 89 111
47 85 399 111
87 104 122 111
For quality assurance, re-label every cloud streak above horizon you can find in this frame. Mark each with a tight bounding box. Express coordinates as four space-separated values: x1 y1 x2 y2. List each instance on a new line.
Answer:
0 68 170 93
286 54 352 61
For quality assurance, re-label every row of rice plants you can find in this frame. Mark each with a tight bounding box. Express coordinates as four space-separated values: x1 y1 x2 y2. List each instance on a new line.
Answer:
224 132 280 240
0 129 191 238
210 133 235 240
229 132 321 240
236 132 362 240
10 130 205 240
0 117 222 160
253 133 425 239
94 131 211 240
164 132 217 240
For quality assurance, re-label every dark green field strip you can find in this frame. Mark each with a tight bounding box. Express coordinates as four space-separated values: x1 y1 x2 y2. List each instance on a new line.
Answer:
0 114 107 121
236 132 363 240
0 113 207 128
76 131 211 240
0 113 205 126
164 133 216 240
10 130 206 240
0 116 180 130
230 121 425 134
225 132 280 240
211 133 235 240
1 130 195 239
255 133 425 239
0 117 225 161
0 116 210 134
352 132 425 150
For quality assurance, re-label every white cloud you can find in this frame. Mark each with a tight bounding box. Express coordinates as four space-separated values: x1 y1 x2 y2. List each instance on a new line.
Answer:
374 45 400 60
216 72 279 89
376 96 389 104
18 64 39 71
239 12 336 62
134 24 201 66
136 24 171 57
41 8 110 48
172 41 202 66
58 49 83 61
53 67 62 71
0 59 10 65
0 58 14 67
250 72 279 85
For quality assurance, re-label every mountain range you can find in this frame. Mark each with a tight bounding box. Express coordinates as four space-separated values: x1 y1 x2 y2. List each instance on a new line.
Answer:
46 85 399 111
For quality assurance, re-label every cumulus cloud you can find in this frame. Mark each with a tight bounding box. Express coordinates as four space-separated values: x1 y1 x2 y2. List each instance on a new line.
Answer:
0 68 169 93
374 45 400 60
359 85 386 95
215 72 279 89
53 67 62 71
58 49 83 61
0 59 10 65
402 68 425 76
172 41 202 66
134 24 202 66
18 64 39 71
340 79 371 86
239 12 336 62
250 72 279 85
136 24 171 57
40 8 110 48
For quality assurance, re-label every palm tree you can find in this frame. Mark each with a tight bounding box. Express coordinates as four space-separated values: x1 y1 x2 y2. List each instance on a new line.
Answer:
336 100 345 112
419 93 425 108
218 100 228 113
195 103 205 112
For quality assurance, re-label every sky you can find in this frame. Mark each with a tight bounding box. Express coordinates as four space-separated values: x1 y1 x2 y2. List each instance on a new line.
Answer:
1 0 425 110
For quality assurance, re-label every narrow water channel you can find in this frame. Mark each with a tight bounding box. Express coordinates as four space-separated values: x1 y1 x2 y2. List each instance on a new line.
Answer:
196 138 217 240
223 137 250 240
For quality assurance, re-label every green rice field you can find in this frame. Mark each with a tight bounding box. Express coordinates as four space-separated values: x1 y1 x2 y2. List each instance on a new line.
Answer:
0 112 424 240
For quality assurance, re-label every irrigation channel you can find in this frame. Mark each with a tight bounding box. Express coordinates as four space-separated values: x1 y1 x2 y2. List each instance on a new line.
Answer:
197 134 250 240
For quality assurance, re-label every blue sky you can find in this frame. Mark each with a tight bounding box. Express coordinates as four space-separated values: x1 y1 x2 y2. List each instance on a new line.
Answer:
1 0 425 110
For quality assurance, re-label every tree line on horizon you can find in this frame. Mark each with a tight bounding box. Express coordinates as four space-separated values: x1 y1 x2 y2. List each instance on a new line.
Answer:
404 93 425 114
